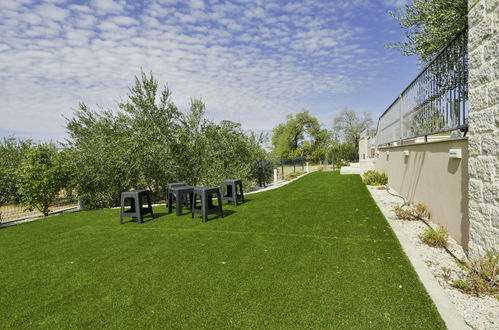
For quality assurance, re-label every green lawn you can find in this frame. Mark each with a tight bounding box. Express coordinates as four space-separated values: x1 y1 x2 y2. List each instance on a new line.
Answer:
0 172 445 329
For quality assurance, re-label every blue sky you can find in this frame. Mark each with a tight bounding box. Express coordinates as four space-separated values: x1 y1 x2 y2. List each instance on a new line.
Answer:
0 0 418 142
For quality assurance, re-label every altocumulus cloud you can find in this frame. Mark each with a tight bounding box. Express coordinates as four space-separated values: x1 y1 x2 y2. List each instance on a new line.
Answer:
0 0 406 141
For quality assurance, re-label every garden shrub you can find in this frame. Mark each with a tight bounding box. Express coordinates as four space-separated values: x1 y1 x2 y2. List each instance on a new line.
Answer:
363 170 388 185
419 227 448 248
0 137 33 205
16 143 71 216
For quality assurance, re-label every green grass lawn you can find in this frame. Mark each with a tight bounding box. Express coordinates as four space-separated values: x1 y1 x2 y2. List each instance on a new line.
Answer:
0 172 445 329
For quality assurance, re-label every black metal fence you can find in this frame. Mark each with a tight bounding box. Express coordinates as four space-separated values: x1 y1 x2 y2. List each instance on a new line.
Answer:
256 158 306 187
376 28 468 147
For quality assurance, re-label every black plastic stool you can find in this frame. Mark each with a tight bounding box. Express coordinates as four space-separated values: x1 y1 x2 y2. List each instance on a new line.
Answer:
221 179 244 206
192 187 224 222
120 190 154 224
168 185 194 216
166 182 186 208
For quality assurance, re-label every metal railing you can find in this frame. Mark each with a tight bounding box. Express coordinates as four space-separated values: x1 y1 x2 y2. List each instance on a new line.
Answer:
361 128 377 138
376 28 468 147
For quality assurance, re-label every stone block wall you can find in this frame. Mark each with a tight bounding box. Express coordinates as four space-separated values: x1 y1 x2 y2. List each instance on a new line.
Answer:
467 0 498 258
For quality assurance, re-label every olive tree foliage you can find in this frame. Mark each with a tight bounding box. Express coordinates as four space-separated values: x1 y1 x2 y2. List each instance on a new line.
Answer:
66 104 140 209
0 137 32 205
271 110 331 161
386 0 468 64
332 109 373 150
16 143 71 216
66 71 266 209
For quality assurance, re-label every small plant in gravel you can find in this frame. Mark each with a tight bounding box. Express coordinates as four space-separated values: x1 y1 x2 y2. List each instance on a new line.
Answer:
284 171 305 181
419 227 448 248
393 202 430 221
441 267 452 281
452 251 499 297
394 204 415 220
363 170 388 185
413 203 430 219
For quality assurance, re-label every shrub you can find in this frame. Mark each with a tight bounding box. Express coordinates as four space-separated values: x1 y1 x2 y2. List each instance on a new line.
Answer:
17 143 71 216
362 170 388 185
419 227 448 248
394 203 430 221
453 251 498 297
0 137 33 205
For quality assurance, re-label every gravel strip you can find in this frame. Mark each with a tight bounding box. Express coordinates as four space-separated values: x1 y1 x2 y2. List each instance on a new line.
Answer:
368 185 498 330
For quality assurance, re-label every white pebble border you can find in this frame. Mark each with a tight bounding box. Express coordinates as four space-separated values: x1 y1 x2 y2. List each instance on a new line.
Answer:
368 185 498 330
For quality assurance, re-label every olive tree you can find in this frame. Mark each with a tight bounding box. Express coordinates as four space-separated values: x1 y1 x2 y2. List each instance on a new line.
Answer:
386 0 468 64
65 70 267 208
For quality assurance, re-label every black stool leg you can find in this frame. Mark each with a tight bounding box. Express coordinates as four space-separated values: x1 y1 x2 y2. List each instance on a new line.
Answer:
239 182 244 203
147 192 154 219
202 191 208 222
168 191 173 214
135 196 143 224
192 192 196 218
176 192 182 216
232 183 238 206
120 194 125 224
218 191 224 218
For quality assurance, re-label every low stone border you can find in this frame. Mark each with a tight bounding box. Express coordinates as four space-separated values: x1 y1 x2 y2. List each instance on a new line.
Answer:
367 185 498 330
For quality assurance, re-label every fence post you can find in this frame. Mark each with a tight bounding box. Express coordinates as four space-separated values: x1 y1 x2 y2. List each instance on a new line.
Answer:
399 94 403 142
306 162 309 173
273 169 278 185
293 159 296 173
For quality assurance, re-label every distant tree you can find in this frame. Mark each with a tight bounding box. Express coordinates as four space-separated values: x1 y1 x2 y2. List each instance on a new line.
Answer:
332 109 373 150
271 110 331 161
17 143 71 216
329 143 357 167
386 0 468 63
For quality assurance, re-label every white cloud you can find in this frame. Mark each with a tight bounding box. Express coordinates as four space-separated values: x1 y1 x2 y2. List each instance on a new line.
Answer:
90 0 126 15
108 15 138 26
383 0 407 8
189 0 204 10
21 13 43 25
0 0 398 141
35 4 69 21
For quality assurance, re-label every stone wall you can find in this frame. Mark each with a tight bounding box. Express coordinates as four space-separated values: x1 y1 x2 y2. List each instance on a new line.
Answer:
467 0 498 257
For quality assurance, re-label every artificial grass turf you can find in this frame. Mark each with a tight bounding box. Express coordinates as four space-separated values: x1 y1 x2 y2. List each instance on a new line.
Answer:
0 172 445 329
